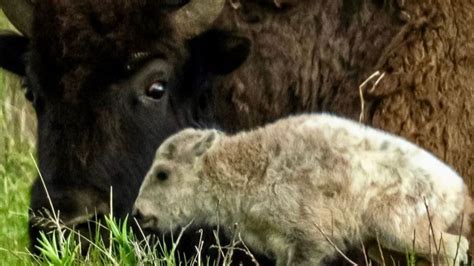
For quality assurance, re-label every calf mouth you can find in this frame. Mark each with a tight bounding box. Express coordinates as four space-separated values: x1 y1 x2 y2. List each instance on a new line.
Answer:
132 209 159 230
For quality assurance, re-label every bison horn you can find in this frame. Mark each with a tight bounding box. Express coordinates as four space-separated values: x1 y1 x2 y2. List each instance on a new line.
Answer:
173 0 225 38
0 0 34 36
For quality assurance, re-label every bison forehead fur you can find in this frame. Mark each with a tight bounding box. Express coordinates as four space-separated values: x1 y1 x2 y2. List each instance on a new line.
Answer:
134 114 473 265
31 0 185 99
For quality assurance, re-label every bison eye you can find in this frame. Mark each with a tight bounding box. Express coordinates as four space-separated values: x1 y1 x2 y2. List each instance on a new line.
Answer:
156 171 169 181
21 78 34 103
146 81 167 100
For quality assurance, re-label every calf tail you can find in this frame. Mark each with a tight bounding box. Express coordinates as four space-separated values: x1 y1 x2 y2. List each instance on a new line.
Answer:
461 190 474 236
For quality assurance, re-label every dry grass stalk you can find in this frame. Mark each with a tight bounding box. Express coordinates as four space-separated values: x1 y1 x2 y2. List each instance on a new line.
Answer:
312 221 357 265
358 71 385 123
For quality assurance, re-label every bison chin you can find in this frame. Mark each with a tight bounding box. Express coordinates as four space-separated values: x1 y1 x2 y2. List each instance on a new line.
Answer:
27 179 110 253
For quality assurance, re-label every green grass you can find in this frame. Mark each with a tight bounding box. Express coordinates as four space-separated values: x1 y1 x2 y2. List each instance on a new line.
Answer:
28 212 248 265
31 215 185 265
0 11 37 265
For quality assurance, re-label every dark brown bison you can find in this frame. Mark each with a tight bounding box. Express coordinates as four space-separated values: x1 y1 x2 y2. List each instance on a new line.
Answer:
0 0 473 264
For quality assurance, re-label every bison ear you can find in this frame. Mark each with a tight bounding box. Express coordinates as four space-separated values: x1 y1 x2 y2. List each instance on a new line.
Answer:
193 130 220 156
159 0 190 9
0 33 29 76
190 30 251 75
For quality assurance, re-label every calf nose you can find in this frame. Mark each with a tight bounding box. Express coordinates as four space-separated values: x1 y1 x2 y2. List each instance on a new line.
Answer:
132 208 149 225
132 208 142 221
132 208 157 229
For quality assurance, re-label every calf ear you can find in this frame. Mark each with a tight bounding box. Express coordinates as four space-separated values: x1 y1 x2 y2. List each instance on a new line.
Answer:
0 33 29 76
190 30 251 75
193 130 220 156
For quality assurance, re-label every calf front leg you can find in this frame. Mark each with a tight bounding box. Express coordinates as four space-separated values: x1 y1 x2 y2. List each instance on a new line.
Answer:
276 244 295 266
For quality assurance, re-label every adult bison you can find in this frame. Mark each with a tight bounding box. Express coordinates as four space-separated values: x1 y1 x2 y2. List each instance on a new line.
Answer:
1 0 473 264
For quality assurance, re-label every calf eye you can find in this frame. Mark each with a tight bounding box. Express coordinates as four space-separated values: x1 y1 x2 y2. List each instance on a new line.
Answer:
156 171 169 181
146 81 167 100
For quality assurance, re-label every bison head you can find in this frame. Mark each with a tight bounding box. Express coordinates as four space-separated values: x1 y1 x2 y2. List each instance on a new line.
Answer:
0 0 250 249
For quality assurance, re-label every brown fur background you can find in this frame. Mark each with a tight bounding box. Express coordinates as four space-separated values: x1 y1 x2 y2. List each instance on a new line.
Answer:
210 0 473 195
30 0 473 189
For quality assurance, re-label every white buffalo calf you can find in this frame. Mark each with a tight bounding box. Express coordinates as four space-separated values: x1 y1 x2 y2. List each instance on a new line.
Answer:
134 113 472 265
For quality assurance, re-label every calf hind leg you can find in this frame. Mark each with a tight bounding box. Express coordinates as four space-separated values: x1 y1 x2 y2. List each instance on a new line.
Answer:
368 213 469 265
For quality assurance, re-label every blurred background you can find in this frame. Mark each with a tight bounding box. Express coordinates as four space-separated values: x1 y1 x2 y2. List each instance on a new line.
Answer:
0 10 37 264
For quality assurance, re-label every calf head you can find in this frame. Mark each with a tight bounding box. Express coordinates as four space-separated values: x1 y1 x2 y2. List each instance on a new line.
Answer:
134 129 222 232
0 0 250 248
